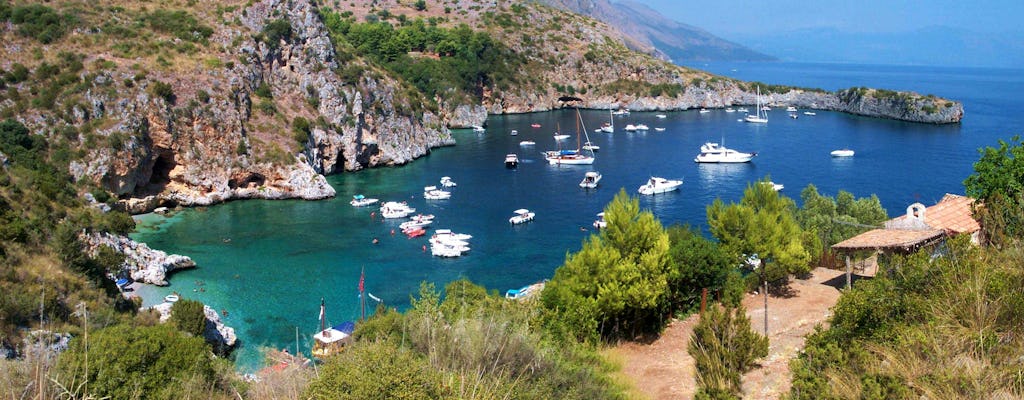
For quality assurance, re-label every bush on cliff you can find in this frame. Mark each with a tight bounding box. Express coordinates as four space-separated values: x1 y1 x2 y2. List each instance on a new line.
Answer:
171 299 207 337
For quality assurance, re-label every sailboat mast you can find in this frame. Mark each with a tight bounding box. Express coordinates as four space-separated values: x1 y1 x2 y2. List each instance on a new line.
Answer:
576 108 581 151
359 266 366 322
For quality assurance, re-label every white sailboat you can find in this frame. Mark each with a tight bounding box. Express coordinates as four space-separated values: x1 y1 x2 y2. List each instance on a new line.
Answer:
744 86 769 124
544 108 595 165
597 109 614 133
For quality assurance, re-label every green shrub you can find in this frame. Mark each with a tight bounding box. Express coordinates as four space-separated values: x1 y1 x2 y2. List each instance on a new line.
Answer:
261 18 293 50
171 299 207 337
254 82 273 98
143 9 213 42
689 304 768 397
10 4 72 44
305 341 443 399
149 81 175 103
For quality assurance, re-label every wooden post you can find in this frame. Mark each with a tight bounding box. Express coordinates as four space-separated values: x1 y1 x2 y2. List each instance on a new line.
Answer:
700 288 708 315
845 255 852 289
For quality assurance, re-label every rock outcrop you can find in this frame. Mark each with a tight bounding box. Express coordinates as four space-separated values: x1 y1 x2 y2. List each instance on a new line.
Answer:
82 232 195 286
152 302 238 354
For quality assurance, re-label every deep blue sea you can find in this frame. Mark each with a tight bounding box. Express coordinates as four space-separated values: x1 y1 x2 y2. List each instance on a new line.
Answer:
130 62 1024 371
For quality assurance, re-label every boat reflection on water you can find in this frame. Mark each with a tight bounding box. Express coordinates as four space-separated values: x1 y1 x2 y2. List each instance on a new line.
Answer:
696 163 754 192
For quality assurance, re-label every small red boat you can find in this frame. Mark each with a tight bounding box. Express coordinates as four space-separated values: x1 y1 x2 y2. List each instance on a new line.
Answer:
530 123 541 128
405 227 426 238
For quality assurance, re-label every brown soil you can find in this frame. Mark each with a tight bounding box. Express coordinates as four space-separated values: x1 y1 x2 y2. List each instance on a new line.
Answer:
608 267 854 399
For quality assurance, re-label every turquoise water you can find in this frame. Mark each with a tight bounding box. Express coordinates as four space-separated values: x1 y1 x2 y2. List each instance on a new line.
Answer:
130 62 1024 371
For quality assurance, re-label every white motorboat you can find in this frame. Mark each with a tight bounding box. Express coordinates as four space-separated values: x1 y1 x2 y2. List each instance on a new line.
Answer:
790 114 798 119
699 108 710 114
509 208 535 225
635 124 649 131
656 114 667 119
786 106 798 112
593 212 607 229
164 294 180 303
831 149 855 157
638 176 683 195
431 229 472 242
612 109 630 115
553 134 570 141
623 124 638 132
439 176 457 187
761 106 772 111
431 242 469 257
350 194 379 207
400 219 432 230
579 171 602 188
803 111 816 116
737 107 750 113
472 125 485 132
694 142 756 163
582 141 600 151
519 140 536 146
725 108 736 113
380 201 415 218
654 127 666 132
505 153 519 169
423 186 451 200
761 181 784 191
510 129 518 136
544 108 596 165
744 86 769 124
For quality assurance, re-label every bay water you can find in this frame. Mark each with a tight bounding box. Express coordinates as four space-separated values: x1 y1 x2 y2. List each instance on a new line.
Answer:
130 62 1024 371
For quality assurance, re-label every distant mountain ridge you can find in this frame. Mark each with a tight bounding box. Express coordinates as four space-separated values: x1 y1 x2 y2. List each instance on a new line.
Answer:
731 26 1024 68
535 0 776 62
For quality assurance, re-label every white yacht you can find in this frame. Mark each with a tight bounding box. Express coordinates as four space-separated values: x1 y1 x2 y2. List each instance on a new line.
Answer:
803 111 817 116
399 218 432 231
471 125 485 132
635 124 649 131
350 194 379 207
582 141 600 151
655 114 667 119
509 209 535 225
612 109 630 115
737 107 750 113
725 108 736 113
699 108 710 114
380 201 415 218
544 108 595 165
761 181 784 191
786 106 798 112
553 134 570 141
423 186 451 200
439 176 457 187
593 212 607 229
579 171 602 189
505 154 519 169
431 242 469 257
654 127 666 132
638 177 683 195
510 129 518 136
519 140 536 146
694 142 756 163
430 229 472 244
598 109 614 133
831 149 855 157
623 124 638 132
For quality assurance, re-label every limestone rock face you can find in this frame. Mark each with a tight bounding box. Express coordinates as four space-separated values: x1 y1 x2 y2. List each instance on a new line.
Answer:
152 302 238 354
82 232 195 286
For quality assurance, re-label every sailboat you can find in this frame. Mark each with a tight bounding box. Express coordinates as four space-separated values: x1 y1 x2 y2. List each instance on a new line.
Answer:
597 109 614 133
311 297 353 358
544 108 595 165
744 86 769 124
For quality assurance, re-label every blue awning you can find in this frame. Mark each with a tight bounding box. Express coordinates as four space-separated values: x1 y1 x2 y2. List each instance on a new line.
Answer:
333 321 356 334
116 278 130 287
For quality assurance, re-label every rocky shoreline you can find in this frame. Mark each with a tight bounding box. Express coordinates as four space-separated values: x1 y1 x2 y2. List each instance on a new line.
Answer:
82 232 196 286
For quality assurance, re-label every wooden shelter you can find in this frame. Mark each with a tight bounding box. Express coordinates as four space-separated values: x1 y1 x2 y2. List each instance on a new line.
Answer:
831 194 980 288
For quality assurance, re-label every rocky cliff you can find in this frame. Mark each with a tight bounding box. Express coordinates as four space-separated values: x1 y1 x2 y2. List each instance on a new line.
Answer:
82 232 195 286
0 0 961 216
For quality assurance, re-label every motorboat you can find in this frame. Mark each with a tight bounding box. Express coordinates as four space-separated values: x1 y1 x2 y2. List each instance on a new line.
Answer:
656 114 667 118
737 107 750 113
164 294 180 303
409 214 434 222
654 127 666 132
471 125 485 132
505 153 519 169
744 86 769 123
423 186 451 200
519 140 536 146
582 141 600 151
803 111 816 116
439 176 457 187
509 209 535 225
761 106 772 111
790 114 798 119
612 109 630 115
431 229 473 243
761 181 784 191
530 123 541 128
623 124 638 132
786 106 798 112
510 130 518 136
593 212 607 229
553 134 570 141
831 149 855 157
431 242 469 257
725 108 736 113
404 227 426 238
350 194 379 207
694 142 756 163
638 176 683 195
634 124 649 131
699 108 710 114
400 218 432 231
380 201 415 218
579 171 602 188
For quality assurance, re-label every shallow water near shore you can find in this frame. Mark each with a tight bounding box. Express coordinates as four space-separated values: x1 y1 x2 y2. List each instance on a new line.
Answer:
131 62 1024 371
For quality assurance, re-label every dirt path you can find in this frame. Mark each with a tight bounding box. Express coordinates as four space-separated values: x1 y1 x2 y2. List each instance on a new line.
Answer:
608 268 848 399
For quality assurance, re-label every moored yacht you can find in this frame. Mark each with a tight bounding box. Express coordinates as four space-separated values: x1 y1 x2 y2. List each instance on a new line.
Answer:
423 186 451 200
579 171 602 188
509 209 535 225
380 201 415 218
350 194 379 207
831 149 855 157
638 176 683 195
593 212 607 229
439 176 457 187
694 142 756 163
505 154 519 169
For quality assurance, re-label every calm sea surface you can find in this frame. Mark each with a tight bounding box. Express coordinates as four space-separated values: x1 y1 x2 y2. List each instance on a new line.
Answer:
130 62 1024 371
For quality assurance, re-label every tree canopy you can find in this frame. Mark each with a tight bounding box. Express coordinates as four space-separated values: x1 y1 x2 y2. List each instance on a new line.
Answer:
795 184 888 261
542 189 672 338
963 135 1024 244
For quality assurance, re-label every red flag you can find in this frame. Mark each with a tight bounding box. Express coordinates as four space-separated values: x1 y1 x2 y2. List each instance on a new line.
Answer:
358 269 365 294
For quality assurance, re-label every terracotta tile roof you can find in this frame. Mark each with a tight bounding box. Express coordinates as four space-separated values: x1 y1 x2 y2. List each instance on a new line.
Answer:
890 194 980 234
832 228 946 251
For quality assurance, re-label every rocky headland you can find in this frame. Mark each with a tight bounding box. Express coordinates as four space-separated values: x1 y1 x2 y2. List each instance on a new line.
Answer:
0 0 962 215
151 301 238 355
82 232 195 286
